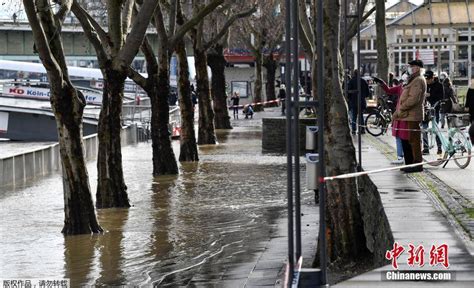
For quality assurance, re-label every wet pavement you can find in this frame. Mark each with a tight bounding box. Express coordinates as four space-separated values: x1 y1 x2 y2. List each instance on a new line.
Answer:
376 132 474 203
3 107 473 287
336 136 474 287
0 108 318 287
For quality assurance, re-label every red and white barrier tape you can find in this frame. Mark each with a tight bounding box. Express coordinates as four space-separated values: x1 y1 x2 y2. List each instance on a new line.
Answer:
228 99 280 109
323 154 472 182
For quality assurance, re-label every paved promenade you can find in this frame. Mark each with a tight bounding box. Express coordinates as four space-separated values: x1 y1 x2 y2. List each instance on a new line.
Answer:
335 135 474 287
231 108 473 287
374 132 474 239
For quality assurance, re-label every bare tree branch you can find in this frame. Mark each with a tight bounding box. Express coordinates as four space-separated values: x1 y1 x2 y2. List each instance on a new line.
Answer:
342 1 374 51
53 0 73 25
168 0 178 37
127 67 147 89
71 1 109 64
23 0 60 74
107 0 124 54
122 0 135 37
154 3 169 44
170 0 224 47
203 6 257 51
298 0 314 58
141 36 158 76
72 0 110 49
118 0 159 67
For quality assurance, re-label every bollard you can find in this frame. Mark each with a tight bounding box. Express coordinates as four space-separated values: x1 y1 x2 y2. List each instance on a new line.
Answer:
305 153 319 190
306 126 319 150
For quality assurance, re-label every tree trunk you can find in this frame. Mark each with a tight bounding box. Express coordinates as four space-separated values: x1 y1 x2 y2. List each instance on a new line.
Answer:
254 52 264 112
194 48 217 145
375 0 389 82
148 52 179 174
176 38 199 161
96 68 130 209
23 0 102 234
263 53 278 104
53 84 103 234
208 44 232 129
315 0 393 279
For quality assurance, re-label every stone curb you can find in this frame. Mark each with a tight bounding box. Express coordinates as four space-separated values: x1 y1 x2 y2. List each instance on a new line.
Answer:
366 135 474 250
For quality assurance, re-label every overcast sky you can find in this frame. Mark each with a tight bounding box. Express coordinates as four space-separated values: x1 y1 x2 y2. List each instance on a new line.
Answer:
0 0 426 21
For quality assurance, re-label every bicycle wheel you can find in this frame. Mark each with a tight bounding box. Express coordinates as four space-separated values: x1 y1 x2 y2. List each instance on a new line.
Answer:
425 131 447 166
451 130 471 169
365 112 386 137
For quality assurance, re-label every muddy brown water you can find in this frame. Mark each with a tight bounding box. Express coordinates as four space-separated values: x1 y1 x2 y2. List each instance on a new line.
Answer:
0 125 312 286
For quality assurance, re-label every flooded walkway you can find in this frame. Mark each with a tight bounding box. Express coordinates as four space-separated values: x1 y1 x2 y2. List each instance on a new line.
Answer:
0 117 315 286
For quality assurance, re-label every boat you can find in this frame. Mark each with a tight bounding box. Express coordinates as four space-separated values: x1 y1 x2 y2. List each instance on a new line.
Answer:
0 81 102 141
0 60 180 141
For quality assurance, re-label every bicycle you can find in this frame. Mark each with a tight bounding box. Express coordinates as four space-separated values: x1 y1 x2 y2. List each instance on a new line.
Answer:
365 95 395 136
425 102 472 169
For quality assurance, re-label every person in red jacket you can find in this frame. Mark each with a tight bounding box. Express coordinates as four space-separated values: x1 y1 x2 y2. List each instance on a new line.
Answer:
373 76 405 164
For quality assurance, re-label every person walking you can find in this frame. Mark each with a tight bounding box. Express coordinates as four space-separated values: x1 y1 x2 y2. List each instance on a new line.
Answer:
422 70 444 155
373 76 404 164
392 59 427 173
347 69 369 135
278 84 286 115
439 72 456 128
231 91 240 119
465 81 474 144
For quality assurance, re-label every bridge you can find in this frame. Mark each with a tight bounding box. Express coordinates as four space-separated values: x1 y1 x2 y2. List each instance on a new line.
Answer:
0 20 174 66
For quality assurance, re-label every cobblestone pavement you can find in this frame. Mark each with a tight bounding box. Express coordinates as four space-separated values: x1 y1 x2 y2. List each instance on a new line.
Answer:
373 133 474 241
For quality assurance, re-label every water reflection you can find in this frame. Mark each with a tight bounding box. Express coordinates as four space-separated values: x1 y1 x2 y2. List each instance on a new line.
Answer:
64 235 97 287
95 209 129 286
0 126 309 286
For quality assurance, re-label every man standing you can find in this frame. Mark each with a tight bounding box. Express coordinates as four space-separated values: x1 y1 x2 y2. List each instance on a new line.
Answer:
393 60 427 173
278 84 286 115
230 91 240 119
423 70 444 155
347 69 369 135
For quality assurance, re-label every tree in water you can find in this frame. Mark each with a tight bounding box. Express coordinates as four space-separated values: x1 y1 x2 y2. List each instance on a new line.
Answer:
207 43 232 129
375 0 389 82
262 32 284 104
189 1 256 143
128 0 226 163
72 0 159 207
298 0 373 99
232 0 284 112
23 0 102 234
305 0 394 282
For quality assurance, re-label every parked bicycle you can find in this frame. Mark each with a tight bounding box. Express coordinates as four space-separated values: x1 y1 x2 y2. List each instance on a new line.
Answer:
365 95 395 136
425 102 472 168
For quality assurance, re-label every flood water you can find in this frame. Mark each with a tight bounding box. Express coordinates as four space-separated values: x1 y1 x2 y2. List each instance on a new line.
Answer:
0 123 311 286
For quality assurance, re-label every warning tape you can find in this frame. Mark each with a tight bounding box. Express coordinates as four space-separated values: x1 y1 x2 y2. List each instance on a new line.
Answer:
228 99 280 109
351 120 471 133
323 154 472 182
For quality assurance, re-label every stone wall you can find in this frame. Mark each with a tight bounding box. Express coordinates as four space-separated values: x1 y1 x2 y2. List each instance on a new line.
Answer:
0 125 137 190
262 117 317 155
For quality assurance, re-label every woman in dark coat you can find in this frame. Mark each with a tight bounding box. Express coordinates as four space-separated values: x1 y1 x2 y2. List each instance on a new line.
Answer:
439 73 456 128
465 81 474 144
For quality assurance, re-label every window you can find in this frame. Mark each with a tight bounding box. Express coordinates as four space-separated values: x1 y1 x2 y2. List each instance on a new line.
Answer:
231 81 250 98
